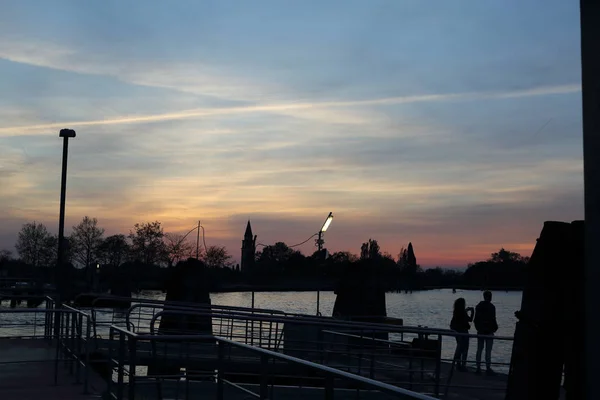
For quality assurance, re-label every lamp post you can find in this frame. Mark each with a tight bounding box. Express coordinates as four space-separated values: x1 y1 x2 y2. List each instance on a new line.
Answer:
179 220 203 260
315 212 333 316
316 212 334 255
53 128 74 341
57 128 75 300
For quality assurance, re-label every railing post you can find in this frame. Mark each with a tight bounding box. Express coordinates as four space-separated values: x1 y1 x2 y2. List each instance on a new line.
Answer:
260 354 268 399
434 334 442 397
324 374 335 399
117 332 126 400
357 330 364 375
44 300 49 340
217 341 224 400
316 290 321 316
128 335 137 400
84 315 90 394
318 329 325 365
54 310 61 386
64 312 70 369
107 328 114 398
408 351 413 390
70 312 76 375
54 303 61 344
75 313 82 383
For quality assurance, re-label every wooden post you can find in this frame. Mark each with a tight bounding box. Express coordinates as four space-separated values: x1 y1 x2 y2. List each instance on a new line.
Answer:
580 2 600 400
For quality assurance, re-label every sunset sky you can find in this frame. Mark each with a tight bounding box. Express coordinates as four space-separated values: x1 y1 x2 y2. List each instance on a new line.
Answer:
0 1 583 267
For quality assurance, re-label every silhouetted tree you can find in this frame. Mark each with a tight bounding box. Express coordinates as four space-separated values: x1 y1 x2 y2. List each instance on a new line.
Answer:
164 233 194 267
203 245 233 268
98 234 129 267
329 251 358 264
360 239 381 260
397 247 408 269
15 222 57 267
405 242 418 275
382 252 395 262
129 221 167 266
70 216 104 270
0 249 12 262
489 247 525 263
257 242 297 264
463 248 528 288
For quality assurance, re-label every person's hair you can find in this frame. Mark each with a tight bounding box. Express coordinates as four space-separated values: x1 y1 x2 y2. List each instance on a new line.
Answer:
453 297 466 316
483 290 492 301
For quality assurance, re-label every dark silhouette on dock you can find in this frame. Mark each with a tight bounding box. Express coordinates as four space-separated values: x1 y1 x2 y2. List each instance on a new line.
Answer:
474 290 498 375
332 259 389 343
159 258 212 334
450 297 473 372
506 220 584 400
149 258 213 378
332 260 387 321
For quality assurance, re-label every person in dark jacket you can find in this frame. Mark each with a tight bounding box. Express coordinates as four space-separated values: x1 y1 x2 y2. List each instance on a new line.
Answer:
474 290 499 375
451 297 474 372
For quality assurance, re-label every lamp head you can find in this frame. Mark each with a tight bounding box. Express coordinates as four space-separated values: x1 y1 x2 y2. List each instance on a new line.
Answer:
321 212 333 232
59 129 76 138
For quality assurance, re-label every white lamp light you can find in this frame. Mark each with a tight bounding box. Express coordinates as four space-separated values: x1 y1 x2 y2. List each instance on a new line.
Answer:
321 212 333 232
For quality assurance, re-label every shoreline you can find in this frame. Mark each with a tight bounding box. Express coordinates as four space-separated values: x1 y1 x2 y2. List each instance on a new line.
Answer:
137 284 524 294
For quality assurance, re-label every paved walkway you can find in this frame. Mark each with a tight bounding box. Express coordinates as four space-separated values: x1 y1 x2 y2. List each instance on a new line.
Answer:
0 339 104 400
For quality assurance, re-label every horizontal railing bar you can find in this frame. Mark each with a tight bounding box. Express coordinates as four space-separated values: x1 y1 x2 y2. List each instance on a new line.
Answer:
332 328 514 341
222 379 262 398
150 310 418 335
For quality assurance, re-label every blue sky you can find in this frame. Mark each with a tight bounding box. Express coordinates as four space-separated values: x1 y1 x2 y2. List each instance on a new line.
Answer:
0 1 583 266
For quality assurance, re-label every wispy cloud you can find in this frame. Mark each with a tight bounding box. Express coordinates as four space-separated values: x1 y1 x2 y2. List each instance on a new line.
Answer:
0 83 581 136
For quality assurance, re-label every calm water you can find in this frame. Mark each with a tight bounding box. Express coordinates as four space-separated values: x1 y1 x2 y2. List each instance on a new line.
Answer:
140 288 522 371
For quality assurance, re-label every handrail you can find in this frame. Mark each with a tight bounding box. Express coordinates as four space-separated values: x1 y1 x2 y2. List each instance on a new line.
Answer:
124 301 287 331
76 293 283 315
322 329 415 346
149 308 514 339
62 304 91 318
150 309 400 336
330 327 514 341
108 325 438 400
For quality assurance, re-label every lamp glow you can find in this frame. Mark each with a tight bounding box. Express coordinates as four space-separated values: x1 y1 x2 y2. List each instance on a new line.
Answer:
321 212 333 232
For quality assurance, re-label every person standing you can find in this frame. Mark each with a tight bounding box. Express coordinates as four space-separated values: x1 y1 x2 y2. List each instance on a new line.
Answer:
451 297 474 372
474 290 499 375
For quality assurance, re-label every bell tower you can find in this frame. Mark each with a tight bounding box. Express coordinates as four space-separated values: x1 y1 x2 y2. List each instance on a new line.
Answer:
241 221 256 273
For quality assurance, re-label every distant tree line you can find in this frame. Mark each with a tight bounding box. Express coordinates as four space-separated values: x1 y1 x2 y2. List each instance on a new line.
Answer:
0 218 530 291
0 218 236 291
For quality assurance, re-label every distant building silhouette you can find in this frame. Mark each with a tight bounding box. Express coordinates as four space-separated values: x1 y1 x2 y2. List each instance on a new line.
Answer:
241 221 256 273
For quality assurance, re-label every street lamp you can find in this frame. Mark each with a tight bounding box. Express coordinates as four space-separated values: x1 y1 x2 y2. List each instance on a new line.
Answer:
57 128 75 300
54 128 74 340
315 212 333 317
316 212 333 254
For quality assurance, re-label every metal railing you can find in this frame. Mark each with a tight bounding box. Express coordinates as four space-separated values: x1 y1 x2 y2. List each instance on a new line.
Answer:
145 308 515 399
107 325 437 400
72 294 289 338
0 300 93 394
1 295 516 399
61 304 93 393
146 309 441 396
